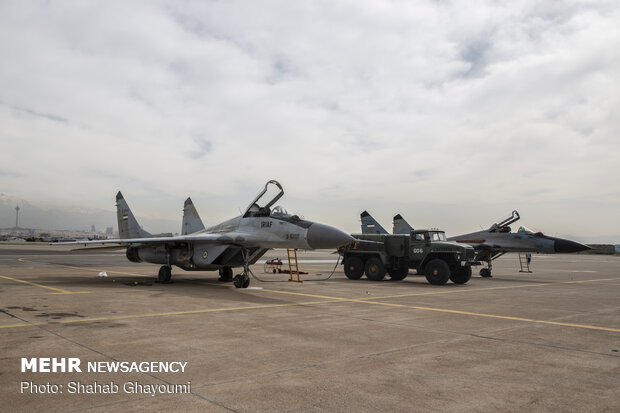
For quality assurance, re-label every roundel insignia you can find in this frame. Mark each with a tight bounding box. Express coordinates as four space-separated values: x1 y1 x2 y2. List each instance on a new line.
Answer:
202 250 208 260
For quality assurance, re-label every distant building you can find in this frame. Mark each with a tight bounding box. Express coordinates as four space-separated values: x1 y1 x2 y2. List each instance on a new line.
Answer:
105 227 113 235
91 225 96 232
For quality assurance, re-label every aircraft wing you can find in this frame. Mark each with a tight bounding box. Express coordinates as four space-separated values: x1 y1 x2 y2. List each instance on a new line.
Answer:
55 232 267 249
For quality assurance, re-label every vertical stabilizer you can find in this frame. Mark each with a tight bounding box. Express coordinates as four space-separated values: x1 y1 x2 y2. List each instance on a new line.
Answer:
116 192 152 239
360 211 388 234
393 214 413 234
182 197 205 235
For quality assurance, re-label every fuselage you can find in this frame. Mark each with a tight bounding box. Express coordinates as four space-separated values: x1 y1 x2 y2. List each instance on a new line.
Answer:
126 213 353 271
449 230 590 254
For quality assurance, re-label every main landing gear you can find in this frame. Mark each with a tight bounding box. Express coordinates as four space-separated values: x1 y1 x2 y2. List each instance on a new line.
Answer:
480 259 493 277
158 265 172 283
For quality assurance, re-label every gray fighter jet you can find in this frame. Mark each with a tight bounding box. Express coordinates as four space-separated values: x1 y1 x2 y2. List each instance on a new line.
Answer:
447 210 590 277
359 210 590 277
66 180 354 288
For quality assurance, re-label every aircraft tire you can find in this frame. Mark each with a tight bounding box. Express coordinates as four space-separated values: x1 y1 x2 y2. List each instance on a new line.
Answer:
480 268 492 277
242 274 250 288
424 259 450 285
233 274 244 288
344 257 364 280
388 266 408 281
219 267 233 282
365 257 386 281
158 266 172 283
450 266 472 284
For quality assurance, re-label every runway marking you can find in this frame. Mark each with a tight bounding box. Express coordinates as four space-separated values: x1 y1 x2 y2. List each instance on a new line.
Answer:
17 258 152 278
1 292 618 333
0 274 87 295
357 277 619 300
259 278 620 333
5 259 619 333
349 300 620 333
0 299 340 329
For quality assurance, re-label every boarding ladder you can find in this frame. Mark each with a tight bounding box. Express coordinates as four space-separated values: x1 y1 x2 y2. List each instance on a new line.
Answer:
286 248 303 283
518 253 532 273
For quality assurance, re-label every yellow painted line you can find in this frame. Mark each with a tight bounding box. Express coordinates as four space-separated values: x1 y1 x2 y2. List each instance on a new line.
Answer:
0 299 339 329
17 258 152 278
8 259 619 333
354 300 620 333
359 277 619 301
260 279 620 333
257 288 348 300
0 274 75 294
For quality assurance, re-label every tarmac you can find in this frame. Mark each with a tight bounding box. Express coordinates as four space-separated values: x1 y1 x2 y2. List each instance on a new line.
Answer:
1 243 619 412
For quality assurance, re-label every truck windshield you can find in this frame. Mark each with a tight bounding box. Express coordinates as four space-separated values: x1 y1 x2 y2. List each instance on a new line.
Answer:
429 231 446 241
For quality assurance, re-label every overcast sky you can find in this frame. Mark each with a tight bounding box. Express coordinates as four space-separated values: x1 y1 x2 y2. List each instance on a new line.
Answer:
1 1 619 241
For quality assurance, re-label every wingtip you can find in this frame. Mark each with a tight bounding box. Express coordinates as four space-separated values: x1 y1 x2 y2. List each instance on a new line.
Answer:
116 191 123 201
394 214 403 220
360 211 370 218
184 197 193 206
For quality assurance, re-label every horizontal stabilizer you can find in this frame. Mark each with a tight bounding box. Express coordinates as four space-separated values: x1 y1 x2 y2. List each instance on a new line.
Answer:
70 245 128 252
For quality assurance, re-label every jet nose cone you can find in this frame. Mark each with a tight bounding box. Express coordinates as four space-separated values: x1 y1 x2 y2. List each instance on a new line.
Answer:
307 223 355 249
553 238 591 253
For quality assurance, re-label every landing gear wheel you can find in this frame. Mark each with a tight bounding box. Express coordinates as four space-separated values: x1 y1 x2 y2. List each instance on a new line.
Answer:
158 266 172 283
424 259 450 285
480 268 492 278
450 266 472 284
365 257 386 281
344 257 364 280
233 274 250 288
218 267 233 282
388 266 409 281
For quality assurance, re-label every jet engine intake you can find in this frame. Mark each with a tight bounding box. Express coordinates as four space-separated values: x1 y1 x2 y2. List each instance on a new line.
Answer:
126 246 142 263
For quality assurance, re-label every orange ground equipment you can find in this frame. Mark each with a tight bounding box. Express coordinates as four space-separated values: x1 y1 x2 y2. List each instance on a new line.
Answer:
264 258 283 273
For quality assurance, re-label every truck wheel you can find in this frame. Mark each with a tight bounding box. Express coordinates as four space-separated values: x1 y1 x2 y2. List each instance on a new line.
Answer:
424 259 450 285
344 257 364 280
388 266 408 281
365 257 386 281
449 266 472 284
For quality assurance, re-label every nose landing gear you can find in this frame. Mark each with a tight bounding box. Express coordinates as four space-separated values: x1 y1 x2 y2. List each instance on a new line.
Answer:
233 248 251 288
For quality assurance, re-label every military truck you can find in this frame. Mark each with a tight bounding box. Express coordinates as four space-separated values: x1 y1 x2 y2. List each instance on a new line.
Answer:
341 229 477 285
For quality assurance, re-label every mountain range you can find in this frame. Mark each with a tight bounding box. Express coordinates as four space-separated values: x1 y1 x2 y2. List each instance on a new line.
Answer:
0 193 177 234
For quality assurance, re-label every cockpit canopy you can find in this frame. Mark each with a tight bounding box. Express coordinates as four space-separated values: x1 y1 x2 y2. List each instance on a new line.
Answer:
270 205 290 217
517 226 543 236
243 180 285 218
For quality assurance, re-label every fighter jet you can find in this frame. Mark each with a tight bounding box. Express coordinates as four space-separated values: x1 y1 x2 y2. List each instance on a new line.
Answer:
64 180 354 288
447 210 591 277
359 210 590 277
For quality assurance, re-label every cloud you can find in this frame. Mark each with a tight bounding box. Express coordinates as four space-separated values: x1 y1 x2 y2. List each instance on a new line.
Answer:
0 1 618 240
